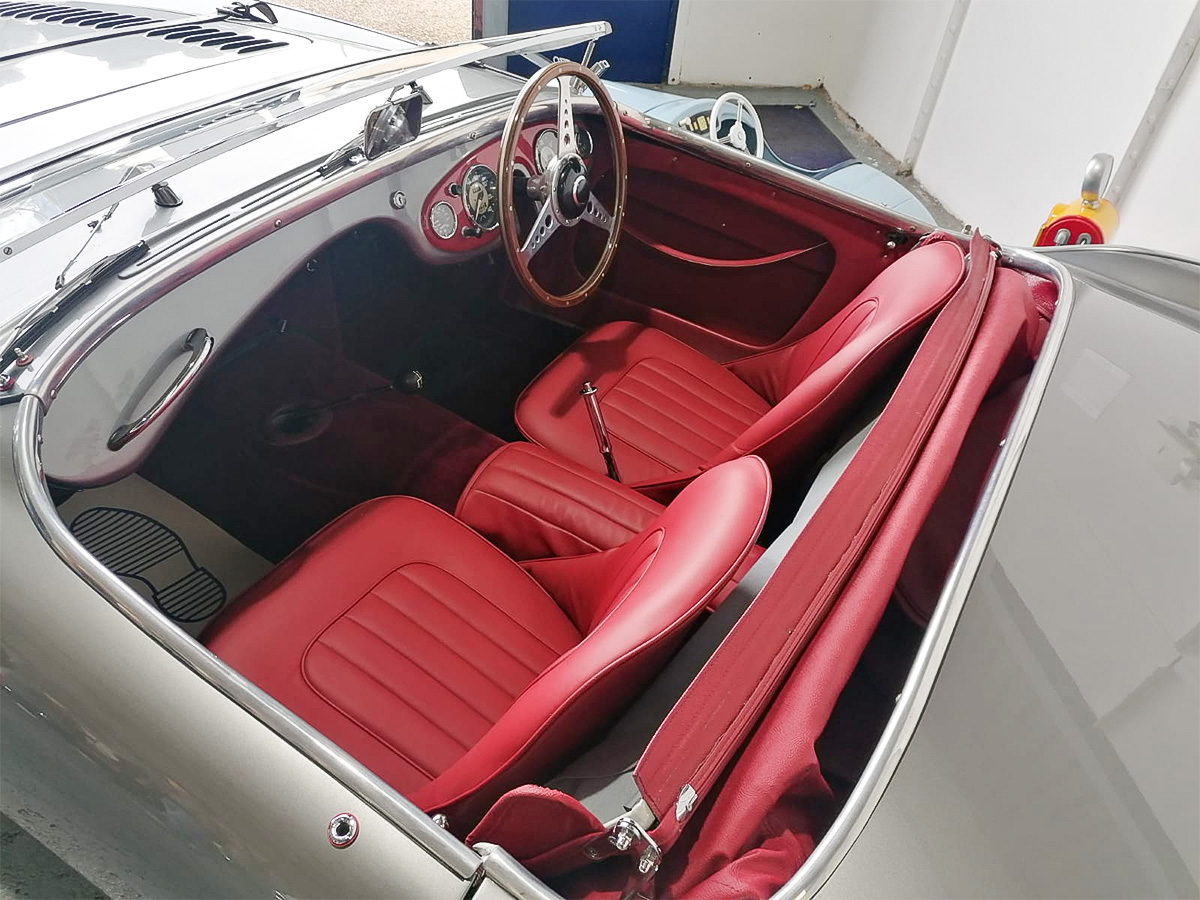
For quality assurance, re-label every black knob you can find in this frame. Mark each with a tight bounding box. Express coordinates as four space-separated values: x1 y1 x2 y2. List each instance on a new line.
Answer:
461 225 483 238
447 182 462 197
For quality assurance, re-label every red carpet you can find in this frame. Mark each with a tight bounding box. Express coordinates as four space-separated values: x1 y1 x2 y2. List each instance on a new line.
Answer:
142 332 503 561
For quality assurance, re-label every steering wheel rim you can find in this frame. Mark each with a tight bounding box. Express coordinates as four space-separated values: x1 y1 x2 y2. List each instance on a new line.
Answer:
709 91 765 159
498 60 628 308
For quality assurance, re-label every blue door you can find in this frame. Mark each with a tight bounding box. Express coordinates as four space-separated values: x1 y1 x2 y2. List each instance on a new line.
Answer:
506 0 678 84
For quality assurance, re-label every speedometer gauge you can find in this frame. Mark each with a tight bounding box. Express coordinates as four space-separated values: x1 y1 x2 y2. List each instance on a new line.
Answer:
534 129 558 173
462 164 499 231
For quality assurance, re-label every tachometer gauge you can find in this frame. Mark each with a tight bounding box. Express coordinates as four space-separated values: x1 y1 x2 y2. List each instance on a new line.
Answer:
575 126 593 158
534 128 558 173
462 164 499 231
429 201 457 240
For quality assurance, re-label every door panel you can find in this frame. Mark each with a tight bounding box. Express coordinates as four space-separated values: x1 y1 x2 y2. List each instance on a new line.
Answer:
519 133 907 363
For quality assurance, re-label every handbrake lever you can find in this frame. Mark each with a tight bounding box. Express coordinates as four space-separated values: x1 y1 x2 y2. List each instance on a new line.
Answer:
580 381 621 482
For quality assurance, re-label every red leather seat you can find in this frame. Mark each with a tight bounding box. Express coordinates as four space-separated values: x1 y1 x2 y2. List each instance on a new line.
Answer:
205 456 769 826
515 240 966 491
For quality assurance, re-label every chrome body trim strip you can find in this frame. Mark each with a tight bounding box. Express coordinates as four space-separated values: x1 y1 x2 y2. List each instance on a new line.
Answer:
473 844 561 900
775 246 1076 899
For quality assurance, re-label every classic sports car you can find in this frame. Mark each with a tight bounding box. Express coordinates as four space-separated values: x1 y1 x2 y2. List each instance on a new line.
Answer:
2 4 1198 900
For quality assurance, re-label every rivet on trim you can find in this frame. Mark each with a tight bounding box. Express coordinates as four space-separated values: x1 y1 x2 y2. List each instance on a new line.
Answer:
327 812 358 848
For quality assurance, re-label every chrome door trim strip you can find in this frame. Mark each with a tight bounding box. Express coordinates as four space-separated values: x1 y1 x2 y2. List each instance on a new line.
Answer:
775 246 1076 899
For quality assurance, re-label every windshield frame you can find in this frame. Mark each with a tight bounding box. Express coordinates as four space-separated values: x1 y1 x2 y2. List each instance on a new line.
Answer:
0 21 610 258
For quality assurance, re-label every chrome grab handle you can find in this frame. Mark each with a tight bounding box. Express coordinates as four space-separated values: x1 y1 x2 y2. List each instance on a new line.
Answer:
108 327 214 451
580 380 620 481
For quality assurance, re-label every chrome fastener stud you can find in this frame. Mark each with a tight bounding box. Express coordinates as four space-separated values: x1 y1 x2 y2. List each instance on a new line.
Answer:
327 812 358 848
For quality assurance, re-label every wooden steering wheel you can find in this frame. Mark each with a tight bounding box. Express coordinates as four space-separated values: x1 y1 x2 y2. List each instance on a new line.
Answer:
497 60 628 308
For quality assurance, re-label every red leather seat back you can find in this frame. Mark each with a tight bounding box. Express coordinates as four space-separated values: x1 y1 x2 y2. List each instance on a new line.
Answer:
515 242 966 492
718 240 966 473
413 455 771 822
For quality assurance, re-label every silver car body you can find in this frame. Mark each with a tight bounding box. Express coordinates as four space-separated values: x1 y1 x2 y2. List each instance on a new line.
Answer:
1 3 1197 898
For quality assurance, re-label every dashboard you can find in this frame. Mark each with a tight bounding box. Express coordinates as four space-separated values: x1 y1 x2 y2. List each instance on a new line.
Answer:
420 121 594 253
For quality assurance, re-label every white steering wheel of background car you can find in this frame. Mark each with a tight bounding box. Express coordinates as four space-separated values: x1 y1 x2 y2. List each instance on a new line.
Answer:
709 92 765 159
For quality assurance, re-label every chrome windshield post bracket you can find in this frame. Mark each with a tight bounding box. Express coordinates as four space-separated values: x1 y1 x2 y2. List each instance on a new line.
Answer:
583 817 661 900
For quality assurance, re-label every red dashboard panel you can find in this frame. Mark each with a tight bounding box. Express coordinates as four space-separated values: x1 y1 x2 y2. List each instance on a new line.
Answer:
420 126 540 253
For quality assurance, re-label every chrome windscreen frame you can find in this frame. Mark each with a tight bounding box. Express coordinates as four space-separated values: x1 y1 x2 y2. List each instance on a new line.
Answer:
8 73 1075 898
0 21 611 258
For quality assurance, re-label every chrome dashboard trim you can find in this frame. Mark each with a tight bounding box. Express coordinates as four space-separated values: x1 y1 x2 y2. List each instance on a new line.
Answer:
774 246 1076 900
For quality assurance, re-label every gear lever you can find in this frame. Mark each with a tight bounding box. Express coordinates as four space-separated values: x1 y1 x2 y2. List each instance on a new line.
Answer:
580 381 620 482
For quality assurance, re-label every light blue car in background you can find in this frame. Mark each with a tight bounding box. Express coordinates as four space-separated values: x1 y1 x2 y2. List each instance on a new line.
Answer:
603 80 937 224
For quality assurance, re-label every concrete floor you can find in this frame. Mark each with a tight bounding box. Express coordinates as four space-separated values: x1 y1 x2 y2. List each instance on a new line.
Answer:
288 0 470 43
1 816 104 900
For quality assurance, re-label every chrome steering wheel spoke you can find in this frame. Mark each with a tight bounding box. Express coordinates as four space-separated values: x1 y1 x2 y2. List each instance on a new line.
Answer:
580 192 614 233
521 196 560 263
557 75 577 156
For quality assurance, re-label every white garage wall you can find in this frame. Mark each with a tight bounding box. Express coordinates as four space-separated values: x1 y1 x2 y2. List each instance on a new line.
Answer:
668 0 1200 257
1115 59 1200 259
821 0 956 159
667 0 869 87
914 0 1195 248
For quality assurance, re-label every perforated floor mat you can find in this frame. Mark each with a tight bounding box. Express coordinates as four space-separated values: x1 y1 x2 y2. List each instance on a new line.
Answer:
59 476 271 635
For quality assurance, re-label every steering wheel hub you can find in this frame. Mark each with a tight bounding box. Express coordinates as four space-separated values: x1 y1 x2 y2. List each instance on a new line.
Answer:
554 154 590 221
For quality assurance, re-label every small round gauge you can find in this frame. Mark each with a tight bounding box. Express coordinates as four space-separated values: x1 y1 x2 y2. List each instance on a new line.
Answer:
462 163 499 231
534 128 558 173
428 200 457 240
575 126 593 158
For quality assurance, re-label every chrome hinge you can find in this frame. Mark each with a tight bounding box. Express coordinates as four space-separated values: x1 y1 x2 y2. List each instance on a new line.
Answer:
583 818 661 900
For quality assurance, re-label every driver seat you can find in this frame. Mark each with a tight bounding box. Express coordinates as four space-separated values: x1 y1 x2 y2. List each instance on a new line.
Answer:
515 240 965 492
205 456 769 826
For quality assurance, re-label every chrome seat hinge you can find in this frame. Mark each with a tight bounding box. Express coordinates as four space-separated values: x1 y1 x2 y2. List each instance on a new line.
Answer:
583 817 661 900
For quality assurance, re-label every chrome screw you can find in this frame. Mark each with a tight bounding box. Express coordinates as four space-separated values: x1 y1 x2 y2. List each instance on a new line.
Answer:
327 813 358 848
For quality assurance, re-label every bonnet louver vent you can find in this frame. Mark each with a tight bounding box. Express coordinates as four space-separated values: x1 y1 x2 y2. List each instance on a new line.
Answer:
144 22 287 53
0 2 161 27
0 4 289 53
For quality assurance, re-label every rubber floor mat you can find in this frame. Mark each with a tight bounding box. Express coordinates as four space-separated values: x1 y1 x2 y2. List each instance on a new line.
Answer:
59 476 271 635
757 105 853 172
70 507 226 624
